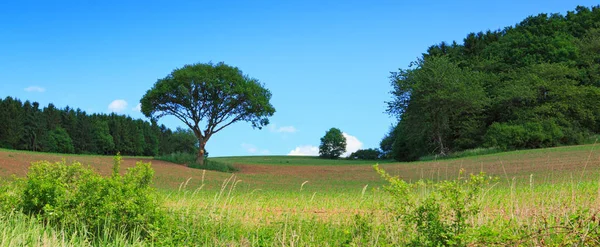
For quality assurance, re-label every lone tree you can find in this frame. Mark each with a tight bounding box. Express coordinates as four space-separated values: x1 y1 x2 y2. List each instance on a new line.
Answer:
141 62 275 165
319 128 346 159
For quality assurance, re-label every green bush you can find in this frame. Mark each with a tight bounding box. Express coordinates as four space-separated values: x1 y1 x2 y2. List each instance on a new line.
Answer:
155 151 238 173
348 148 382 160
154 151 197 164
188 159 239 173
419 147 502 161
18 154 164 239
374 165 494 246
484 120 565 150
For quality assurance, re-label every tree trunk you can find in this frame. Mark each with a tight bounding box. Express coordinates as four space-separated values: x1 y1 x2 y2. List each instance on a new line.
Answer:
196 142 206 166
437 132 446 156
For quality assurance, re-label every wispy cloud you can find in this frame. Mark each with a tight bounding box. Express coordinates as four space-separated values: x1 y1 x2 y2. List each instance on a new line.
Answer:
24 86 45 93
269 124 297 134
108 99 128 113
288 145 319 156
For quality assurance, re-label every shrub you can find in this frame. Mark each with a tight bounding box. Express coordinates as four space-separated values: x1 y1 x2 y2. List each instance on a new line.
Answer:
188 159 239 173
155 151 238 172
419 147 502 161
18 154 164 239
374 164 494 246
155 151 197 164
348 148 382 160
484 120 565 150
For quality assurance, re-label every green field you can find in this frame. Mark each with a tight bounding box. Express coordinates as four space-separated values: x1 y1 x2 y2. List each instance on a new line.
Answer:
1 145 600 246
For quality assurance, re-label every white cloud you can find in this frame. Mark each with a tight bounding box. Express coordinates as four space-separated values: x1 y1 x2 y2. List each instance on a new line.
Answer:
269 124 297 134
108 99 128 113
342 132 363 157
288 145 319 156
241 143 270 155
24 86 45 93
132 103 141 112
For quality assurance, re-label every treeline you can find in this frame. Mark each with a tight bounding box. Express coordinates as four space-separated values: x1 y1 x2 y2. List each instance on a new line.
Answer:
0 97 197 156
383 5 600 161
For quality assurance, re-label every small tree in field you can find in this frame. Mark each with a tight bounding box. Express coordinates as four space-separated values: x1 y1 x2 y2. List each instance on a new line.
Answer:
319 128 346 159
141 62 275 165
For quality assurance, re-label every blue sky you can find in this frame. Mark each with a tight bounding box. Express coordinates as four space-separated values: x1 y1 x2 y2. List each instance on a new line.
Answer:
1 0 597 157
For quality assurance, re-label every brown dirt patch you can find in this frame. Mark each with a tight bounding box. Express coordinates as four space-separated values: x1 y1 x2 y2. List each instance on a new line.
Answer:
2 145 600 190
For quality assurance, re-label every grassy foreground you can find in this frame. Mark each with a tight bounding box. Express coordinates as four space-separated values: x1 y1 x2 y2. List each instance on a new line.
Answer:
0 145 600 245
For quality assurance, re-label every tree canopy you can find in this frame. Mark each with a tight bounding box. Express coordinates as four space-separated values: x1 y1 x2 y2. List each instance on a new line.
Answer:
385 5 600 161
0 97 194 156
141 62 275 165
319 128 346 159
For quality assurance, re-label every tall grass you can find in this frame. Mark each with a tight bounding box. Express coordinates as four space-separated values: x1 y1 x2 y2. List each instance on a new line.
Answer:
2 168 600 245
2 147 600 245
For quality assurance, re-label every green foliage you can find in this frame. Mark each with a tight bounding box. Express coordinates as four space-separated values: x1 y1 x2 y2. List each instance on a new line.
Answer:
374 164 494 246
385 5 600 161
169 127 199 154
319 128 346 159
484 120 565 150
187 159 239 173
379 125 396 158
0 96 197 156
387 56 489 158
41 127 75 154
141 61 276 165
91 119 114 154
0 180 21 213
155 151 238 173
348 148 382 160
17 154 164 240
0 97 25 149
155 151 197 165
418 147 502 161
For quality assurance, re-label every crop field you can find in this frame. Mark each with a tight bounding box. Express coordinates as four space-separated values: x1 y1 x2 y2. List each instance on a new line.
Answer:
1 145 600 246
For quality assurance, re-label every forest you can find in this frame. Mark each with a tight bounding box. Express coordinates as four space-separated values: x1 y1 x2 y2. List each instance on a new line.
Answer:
0 97 197 156
383 5 600 161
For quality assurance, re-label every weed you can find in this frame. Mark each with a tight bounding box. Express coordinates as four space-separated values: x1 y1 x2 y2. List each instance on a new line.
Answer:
374 164 495 246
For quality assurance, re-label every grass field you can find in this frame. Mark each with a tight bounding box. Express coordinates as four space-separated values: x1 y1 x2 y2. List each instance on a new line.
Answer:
1 145 600 245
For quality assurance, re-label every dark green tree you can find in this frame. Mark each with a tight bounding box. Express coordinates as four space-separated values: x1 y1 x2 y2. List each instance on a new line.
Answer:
41 127 75 154
319 128 346 159
92 118 115 154
388 56 489 156
0 97 25 149
170 127 199 154
384 5 600 161
20 101 43 151
141 62 276 165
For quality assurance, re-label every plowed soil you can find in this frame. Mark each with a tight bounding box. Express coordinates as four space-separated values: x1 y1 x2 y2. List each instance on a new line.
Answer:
1 144 600 191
